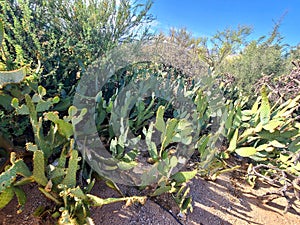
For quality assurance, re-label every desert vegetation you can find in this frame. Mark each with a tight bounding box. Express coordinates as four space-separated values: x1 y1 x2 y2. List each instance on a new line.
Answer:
0 1 300 224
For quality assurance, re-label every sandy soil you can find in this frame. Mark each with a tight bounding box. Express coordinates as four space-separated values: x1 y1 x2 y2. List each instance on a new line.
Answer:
1 171 299 225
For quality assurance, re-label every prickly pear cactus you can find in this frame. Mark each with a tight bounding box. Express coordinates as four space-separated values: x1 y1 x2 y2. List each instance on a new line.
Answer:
0 152 32 210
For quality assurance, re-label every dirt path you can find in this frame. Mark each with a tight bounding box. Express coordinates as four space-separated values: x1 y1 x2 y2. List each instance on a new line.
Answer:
187 174 300 225
1 173 299 225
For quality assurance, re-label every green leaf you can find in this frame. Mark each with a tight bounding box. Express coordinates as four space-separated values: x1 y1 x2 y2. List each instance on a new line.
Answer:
176 119 191 131
238 128 255 142
256 144 269 151
33 150 48 186
38 86 46 97
260 86 270 125
235 147 257 157
161 118 178 151
249 155 267 162
87 194 146 207
32 94 41 103
0 164 17 192
62 150 79 188
123 149 139 162
171 170 197 184
26 142 38 152
242 110 253 116
15 104 29 115
13 177 34 187
0 92 13 110
181 196 192 213
174 185 191 213
44 111 59 122
279 153 290 163
53 97 72 111
254 122 263 133
251 96 260 114
195 90 208 117
52 96 60 104
155 106 166 133
56 120 73 138
288 137 300 153
172 119 193 145
262 119 283 132
0 67 27 88
225 107 235 130
273 95 300 119
169 156 178 168
197 135 210 155
241 115 252 121
233 104 242 127
11 98 29 115
144 123 158 160
13 187 26 213
151 185 172 197
0 187 14 209
105 180 123 196
68 106 78 117
38 187 61 205
15 159 32 177
259 129 297 143
69 186 87 200
227 129 238 152
25 94 37 123
36 101 52 112
49 167 65 181
269 140 285 148
45 112 73 138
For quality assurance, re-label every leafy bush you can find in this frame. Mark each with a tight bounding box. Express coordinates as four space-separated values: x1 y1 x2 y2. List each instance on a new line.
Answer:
254 60 300 103
218 40 287 96
0 0 154 98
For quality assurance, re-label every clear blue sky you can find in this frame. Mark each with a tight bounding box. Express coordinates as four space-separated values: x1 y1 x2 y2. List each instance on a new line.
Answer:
149 0 300 46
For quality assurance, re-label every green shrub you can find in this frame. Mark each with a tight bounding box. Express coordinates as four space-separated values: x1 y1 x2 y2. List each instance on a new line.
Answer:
0 0 154 98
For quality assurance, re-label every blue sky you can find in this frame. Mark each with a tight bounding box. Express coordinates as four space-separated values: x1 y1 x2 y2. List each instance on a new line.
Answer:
149 0 300 46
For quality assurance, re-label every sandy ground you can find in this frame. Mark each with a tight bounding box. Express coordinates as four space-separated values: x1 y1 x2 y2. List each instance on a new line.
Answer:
0 172 299 225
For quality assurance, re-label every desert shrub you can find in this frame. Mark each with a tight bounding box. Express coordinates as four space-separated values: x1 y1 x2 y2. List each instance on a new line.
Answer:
0 0 154 97
254 60 300 103
216 23 289 97
218 40 287 96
